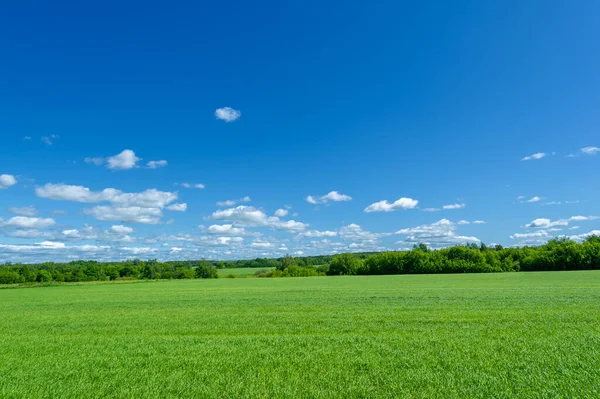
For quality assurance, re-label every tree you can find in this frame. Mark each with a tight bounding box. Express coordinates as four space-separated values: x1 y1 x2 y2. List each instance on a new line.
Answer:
328 253 364 275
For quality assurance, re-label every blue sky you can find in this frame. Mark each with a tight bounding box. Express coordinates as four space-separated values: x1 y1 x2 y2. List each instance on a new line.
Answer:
1 0 599 263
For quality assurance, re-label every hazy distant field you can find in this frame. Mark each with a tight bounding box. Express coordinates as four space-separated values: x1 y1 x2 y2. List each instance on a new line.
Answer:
219 266 274 277
1 272 599 398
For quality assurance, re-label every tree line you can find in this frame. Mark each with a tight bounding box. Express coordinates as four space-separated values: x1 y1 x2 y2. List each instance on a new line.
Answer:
1 236 599 284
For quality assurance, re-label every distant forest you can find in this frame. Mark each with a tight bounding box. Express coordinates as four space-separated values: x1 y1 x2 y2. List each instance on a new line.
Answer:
1 236 600 284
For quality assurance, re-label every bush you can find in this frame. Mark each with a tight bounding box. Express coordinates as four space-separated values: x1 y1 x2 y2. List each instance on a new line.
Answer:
195 264 218 279
0 270 22 284
175 268 195 279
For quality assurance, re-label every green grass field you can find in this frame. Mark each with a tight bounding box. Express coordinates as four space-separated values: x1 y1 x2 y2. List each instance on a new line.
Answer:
219 266 274 277
1 272 599 398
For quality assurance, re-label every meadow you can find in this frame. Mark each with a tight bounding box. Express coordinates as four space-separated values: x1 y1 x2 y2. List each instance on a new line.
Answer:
1 271 599 398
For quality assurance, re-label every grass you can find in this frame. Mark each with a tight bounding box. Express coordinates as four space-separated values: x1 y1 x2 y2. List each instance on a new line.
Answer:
1 271 599 398
219 266 274 277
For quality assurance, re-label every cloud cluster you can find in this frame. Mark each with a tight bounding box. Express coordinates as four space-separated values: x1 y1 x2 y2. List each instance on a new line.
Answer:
216 196 251 207
395 219 480 248
207 206 308 232
85 150 167 170
36 183 181 224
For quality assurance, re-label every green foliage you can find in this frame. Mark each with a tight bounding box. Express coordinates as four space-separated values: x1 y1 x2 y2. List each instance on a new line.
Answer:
328 253 364 275
195 263 219 279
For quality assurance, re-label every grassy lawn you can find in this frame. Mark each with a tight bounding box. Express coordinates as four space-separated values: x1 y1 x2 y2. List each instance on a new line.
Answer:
219 266 274 277
1 271 599 398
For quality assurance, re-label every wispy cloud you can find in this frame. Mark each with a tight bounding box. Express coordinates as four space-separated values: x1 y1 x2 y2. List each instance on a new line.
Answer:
521 152 546 161
306 191 352 205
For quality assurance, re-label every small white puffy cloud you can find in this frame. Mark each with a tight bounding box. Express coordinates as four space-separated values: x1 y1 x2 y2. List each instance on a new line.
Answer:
0 174 17 189
473 220 485 224
215 107 241 122
1 216 56 229
207 224 245 235
166 203 187 212
581 146 600 155
305 191 352 205
216 196 251 207
442 203 465 210
521 152 546 161
107 150 140 170
250 240 272 249
146 160 168 169
525 218 568 229
526 196 542 203
8 206 38 216
457 220 470 225
110 225 134 234
274 208 288 217
364 197 418 213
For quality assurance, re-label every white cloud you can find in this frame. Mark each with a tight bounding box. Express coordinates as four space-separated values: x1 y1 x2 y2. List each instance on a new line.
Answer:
179 183 205 189
166 203 187 212
423 208 440 212
216 196 251 207
457 220 470 225
542 201 561 206
121 247 157 255
526 196 542 203
473 220 486 224
521 152 546 161
84 157 105 166
215 107 241 122
146 160 168 169
207 205 308 232
8 206 38 216
524 215 598 229
305 191 352 205
1 216 56 229
274 208 288 217
36 184 177 209
110 225 134 234
581 146 600 155
250 240 272 249
0 174 17 189
569 230 600 242
84 206 163 224
364 197 418 212
41 134 59 146
107 150 140 170
442 203 465 210
302 230 338 237
395 219 480 248
207 224 245 235
510 230 550 239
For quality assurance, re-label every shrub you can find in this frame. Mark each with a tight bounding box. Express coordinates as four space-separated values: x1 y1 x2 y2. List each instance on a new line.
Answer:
195 264 218 279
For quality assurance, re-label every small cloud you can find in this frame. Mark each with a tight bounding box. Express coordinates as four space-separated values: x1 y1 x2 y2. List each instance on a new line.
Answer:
442 203 465 210
215 107 241 122
146 160 168 169
107 150 140 170
216 196 251 207
41 134 59 146
178 183 205 189
521 152 546 161
457 220 470 225
0 174 17 189
364 197 418 213
23 136 31 140
565 200 580 204
306 191 352 205
526 196 542 203
580 146 600 155
84 157 105 166
8 206 38 216
166 203 187 212
422 208 440 212
542 201 561 206
274 209 289 217
473 220 485 224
